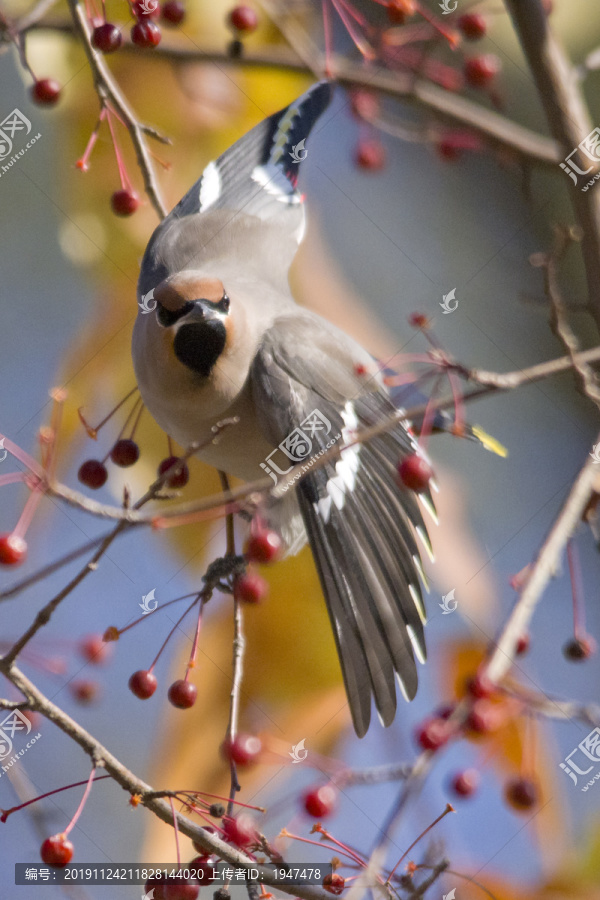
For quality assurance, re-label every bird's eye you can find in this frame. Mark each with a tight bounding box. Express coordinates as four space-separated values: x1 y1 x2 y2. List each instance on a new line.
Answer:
216 292 230 314
157 301 194 328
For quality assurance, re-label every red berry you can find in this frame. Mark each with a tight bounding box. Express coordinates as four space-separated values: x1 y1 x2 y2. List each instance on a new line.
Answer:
221 733 262 766
387 0 416 25
436 139 462 162
244 529 282 564
464 54 501 88
161 0 185 24
0 533 27 566
129 669 157 699
131 0 160 18
41 834 74 867
131 19 162 46
168 679 197 708
111 188 141 216
222 813 258 848
228 5 258 32
563 636 596 660
435 703 457 721
450 768 480 798
466 672 495 699
414 717 452 752
78 459 108 489
158 456 189 488
458 13 487 40
515 633 530 656
165 881 200 900
408 312 429 329
465 700 502 735
110 438 140 467
233 571 268 604
70 679 100 704
79 634 111 665
188 856 216 883
349 90 379 122
505 777 539 811
303 784 337 818
92 23 123 52
397 453 433 493
355 139 386 171
323 874 345 895
31 78 61 106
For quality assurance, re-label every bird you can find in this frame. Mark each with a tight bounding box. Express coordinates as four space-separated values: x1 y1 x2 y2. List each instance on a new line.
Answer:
133 82 437 738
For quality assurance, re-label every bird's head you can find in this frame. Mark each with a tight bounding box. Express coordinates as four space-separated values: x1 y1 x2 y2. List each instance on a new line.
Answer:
150 273 233 378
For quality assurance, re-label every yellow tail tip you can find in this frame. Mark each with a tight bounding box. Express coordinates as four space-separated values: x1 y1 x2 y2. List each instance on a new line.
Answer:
471 425 508 458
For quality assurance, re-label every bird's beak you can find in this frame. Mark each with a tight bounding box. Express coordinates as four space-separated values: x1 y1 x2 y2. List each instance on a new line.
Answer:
173 299 221 329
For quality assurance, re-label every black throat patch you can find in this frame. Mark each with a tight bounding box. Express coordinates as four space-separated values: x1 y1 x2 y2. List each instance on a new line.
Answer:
173 320 227 377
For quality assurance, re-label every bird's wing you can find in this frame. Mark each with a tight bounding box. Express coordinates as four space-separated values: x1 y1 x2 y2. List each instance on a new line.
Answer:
138 82 333 296
250 314 433 737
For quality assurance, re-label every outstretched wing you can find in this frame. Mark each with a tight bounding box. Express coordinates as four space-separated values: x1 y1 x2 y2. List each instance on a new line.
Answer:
251 314 433 738
139 82 333 296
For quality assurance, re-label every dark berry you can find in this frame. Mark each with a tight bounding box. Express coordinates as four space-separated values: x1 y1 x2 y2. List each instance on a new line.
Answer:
161 0 185 25
92 23 123 52
465 700 502 735
111 189 140 216
355 139 386 171
563 636 596 660
408 312 429 329
110 438 140 467
233 572 268 604
515 633 530 656
458 13 487 40
0 533 27 566
158 456 189 488
78 459 108 489
228 5 258 32
189 856 216 883
397 453 433 493
41 834 73 867
505 777 539 811
244 529 282 564
221 733 262 766
131 19 162 46
466 672 495 699
323 874 345 895
450 768 480 798
464 55 501 88
222 813 258 848
436 139 462 162
387 0 416 25
414 717 452 751
168 679 197 708
31 79 61 106
129 669 158 699
165 881 200 900
303 784 337 818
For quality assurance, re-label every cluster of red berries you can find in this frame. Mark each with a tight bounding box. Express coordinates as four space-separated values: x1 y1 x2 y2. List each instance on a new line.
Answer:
230 525 282 604
128 669 197 708
78 440 189 491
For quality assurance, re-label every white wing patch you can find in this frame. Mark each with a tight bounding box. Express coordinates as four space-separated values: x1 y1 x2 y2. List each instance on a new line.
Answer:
317 402 361 522
198 160 222 212
251 164 301 203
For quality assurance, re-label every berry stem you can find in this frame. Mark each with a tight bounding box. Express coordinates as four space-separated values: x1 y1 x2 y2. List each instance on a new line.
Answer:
186 597 205 674
416 374 443 450
0 473 28 488
169 796 182 865
77 106 107 171
0 433 45 479
12 486 44 540
78 386 139 439
322 0 333 78
314 825 369 868
386 803 454 882
280 829 364 868
567 539 586 640
148 595 203 671
114 591 201 636
329 0 376 59
1 775 111 822
63 767 98 836
105 105 134 192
